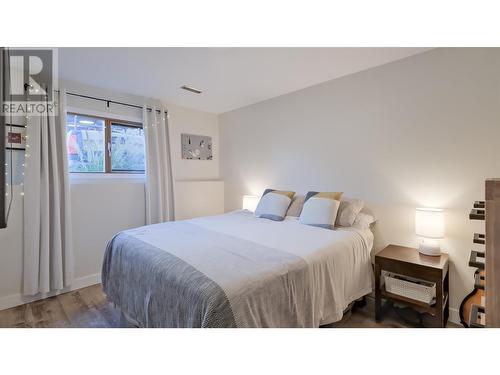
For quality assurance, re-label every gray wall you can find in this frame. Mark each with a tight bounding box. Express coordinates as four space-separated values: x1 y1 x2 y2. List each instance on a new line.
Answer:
219 48 500 322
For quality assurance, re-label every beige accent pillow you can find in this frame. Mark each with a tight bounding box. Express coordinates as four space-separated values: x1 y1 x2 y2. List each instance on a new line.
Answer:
286 195 305 217
335 198 364 227
299 191 343 230
254 189 296 221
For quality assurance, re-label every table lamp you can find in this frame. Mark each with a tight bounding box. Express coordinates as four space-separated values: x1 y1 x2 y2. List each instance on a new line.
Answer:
242 195 259 212
415 207 444 256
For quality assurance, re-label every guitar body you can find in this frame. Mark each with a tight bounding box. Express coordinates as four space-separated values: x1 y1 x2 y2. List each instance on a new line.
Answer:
459 269 485 327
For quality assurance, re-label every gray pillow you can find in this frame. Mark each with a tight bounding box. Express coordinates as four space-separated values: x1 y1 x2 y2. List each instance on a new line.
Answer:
336 198 364 227
286 195 305 217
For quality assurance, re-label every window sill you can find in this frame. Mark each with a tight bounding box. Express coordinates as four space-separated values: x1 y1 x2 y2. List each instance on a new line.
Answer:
69 173 145 185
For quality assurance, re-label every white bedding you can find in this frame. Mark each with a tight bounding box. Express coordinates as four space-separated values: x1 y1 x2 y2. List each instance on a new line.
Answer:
183 210 373 325
104 209 374 327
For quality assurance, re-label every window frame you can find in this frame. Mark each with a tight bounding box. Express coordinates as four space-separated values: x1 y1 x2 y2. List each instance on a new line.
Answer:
67 112 145 174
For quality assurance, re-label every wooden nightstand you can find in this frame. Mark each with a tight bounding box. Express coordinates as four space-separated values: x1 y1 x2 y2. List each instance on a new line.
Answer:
375 244 449 328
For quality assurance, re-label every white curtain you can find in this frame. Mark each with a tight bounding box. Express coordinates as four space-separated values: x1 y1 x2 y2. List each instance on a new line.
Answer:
143 107 174 224
23 90 74 295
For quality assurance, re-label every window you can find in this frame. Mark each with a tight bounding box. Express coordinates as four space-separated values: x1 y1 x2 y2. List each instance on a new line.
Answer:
66 114 105 172
66 113 145 173
110 123 145 172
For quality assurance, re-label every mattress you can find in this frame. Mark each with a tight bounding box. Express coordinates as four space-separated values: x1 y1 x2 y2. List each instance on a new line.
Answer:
102 210 374 327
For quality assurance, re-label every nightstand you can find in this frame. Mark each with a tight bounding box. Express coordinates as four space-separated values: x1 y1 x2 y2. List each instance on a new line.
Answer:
375 244 449 327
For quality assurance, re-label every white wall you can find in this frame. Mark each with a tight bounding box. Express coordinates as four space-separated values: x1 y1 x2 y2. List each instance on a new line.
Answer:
168 102 220 181
0 79 221 309
166 102 222 220
174 180 224 220
70 181 146 280
219 48 500 323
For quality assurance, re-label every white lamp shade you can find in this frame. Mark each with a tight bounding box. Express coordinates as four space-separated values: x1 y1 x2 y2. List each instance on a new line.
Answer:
242 195 260 212
415 208 444 239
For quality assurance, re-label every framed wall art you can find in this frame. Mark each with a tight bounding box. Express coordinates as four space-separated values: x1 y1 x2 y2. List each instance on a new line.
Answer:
5 124 27 151
181 133 212 160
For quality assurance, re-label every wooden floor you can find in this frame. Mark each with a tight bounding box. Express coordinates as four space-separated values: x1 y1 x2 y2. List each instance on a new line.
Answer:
0 284 459 328
0 284 121 328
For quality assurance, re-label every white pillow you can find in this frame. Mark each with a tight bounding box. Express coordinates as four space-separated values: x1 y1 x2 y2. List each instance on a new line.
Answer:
255 189 295 221
353 212 376 229
336 198 364 227
299 191 342 229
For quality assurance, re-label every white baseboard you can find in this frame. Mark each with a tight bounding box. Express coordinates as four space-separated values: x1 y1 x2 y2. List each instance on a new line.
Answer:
0 273 101 312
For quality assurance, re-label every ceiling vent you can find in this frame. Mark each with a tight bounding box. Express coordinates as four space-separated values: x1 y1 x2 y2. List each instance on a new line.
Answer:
181 85 202 94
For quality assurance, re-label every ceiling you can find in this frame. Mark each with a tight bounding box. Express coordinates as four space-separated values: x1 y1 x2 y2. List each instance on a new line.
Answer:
58 48 431 114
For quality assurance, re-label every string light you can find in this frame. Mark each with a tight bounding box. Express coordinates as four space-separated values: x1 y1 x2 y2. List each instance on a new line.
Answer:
4 150 8 199
21 98 30 198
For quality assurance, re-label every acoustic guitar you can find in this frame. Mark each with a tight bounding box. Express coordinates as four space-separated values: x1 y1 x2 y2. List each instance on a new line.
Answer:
459 268 485 327
460 216 486 328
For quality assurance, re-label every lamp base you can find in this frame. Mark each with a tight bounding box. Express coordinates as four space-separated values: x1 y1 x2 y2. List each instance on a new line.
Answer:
418 241 441 256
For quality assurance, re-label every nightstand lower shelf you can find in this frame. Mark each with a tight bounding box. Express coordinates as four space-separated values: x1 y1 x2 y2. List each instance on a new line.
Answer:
381 287 449 316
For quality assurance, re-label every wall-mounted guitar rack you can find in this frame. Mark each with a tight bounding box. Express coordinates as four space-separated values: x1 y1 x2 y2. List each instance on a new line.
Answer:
485 179 500 327
468 200 486 327
466 180 500 327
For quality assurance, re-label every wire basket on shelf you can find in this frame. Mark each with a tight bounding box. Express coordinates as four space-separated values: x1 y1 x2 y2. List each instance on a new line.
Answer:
383 272 436 305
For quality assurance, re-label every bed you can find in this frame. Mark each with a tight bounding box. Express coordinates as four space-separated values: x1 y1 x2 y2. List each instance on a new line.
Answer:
102 210 374 327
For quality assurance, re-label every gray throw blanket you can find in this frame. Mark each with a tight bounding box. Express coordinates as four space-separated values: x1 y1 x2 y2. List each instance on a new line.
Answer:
102 221 309 327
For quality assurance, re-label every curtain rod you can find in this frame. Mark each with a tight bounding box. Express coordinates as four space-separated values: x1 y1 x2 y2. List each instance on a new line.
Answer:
47 86 167 115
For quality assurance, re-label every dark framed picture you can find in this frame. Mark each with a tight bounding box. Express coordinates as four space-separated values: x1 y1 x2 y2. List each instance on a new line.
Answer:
5 125 26 150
